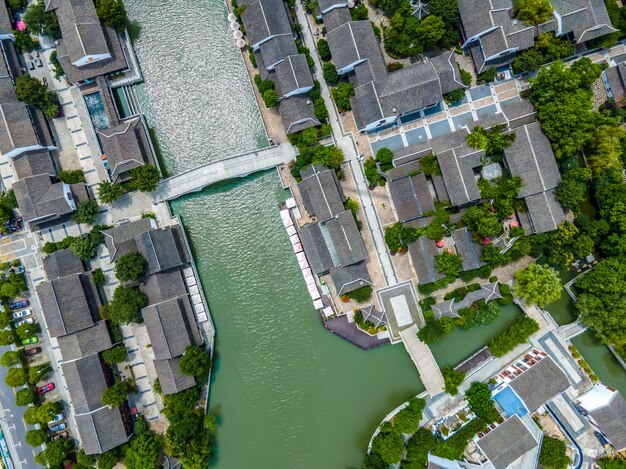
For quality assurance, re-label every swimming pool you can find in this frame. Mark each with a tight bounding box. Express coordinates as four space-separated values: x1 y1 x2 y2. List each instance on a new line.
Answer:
493 386 528 417
84 92 110 130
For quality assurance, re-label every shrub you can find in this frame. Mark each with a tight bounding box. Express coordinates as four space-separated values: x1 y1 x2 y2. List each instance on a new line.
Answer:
443 366 465 395
459 66 472 86
444 88 466 104
102 346 128 365
417 275 455 294
317 39 331 61
539 435 570 469
57 169 85 184
435 251 463 277
49 50 64 79
364 158 384 187
488 316 540 357
15 74 58 118
102 381 128 407
92 268 105 286
322 62 339 84
7 0 27 10
346 285 372 303
371 423 404 465
262 89 278 108
417 317 455 343
462 301 500 329
98 181 124 204
477 67 497 84
331 82 354 112
465 381 499 423
129 164 160 192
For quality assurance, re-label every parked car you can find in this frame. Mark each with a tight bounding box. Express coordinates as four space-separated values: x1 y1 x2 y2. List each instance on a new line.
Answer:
24 347 41 357
10 300 29 310
27 62 34 70
51 431 68 441
49 423 66 432
12 309 31 319
48 413 64 424
15 317 34 327
37 383 54 394
21 337 38 345
35 59 42 68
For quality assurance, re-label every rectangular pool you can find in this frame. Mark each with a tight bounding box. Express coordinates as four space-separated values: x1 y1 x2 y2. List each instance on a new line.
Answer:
84 92 110 130
493 386 528 418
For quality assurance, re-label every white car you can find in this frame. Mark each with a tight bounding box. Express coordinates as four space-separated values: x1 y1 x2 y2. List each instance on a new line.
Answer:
48 413 64 424
15 317 34 327
12 309 32 319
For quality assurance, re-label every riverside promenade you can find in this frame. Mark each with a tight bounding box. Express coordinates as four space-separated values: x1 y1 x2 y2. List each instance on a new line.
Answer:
155 142 296 201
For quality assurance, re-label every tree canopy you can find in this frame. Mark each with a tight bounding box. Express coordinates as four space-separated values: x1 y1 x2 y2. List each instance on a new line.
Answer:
73 200 100 225
539 435 570 469
179 345 212 380
102 346 128 365
435 251 463 277
101 381 128 408
95 0 127 31
514 263 563 307
5 367 27 387
98 181 124 204
515 0 554 25
15 74 58 118
104 286 148 324
114 251 147 282
129 164 160 192
443 366 465 395
465 381 499 423
23 0 61 38
555 167 592 213
35 438 74 468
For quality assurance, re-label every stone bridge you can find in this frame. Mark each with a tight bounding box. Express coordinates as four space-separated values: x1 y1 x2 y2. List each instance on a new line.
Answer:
156 143 296 201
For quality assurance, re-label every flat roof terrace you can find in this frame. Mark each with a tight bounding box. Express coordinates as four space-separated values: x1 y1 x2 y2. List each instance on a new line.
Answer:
376 281 423 343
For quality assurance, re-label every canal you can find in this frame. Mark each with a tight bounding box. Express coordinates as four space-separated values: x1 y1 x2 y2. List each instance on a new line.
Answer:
124 0 625 466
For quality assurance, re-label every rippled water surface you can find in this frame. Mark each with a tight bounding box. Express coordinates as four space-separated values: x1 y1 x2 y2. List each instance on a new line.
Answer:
125 1 422 467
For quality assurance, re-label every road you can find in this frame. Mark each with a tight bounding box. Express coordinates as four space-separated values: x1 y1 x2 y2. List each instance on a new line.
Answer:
294 1 398 286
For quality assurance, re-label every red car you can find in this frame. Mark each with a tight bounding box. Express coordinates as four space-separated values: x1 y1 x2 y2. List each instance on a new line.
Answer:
37 383 55 394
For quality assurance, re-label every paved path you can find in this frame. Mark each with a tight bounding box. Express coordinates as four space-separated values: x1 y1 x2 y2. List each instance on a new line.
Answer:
295 1 398 286
155 143 296 202
399 326 444 397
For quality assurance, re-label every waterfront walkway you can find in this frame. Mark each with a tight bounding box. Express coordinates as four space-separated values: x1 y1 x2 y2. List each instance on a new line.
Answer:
155 142 296 201
399 326 445 397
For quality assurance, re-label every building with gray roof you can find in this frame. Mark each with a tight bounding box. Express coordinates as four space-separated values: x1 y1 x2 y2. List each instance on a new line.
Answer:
36 272 101 338
11 150 56 180
96 117 154 183
524 190 565 234
389 171 435 222
500 97 537 129
325 210 368 266
299 223 334 274
508 356 570 412
298 163 345 222
61 354 130 454
329 261 372 295
452 227 485 271
103 217 154 262
43 248 84 280
135 225 188 275
577 386 626 451
408 237 445 285
0 1 12 39
257 34 298 71
317 0 348 15
0 103 46 158
140 268 188 305
278 95 320 134
13 175 89 230
240 0 293 49
154 357 196 396
476 415 539 469
360 304 387 328
603 62 626 105
57 321 112 362
436 142 483 207
274 54 314 99
322 6 352 32
552 0 617 43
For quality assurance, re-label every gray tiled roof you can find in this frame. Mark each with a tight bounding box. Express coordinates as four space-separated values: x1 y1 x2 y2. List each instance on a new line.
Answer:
436 143 483 206
49 0 109 64
240 0 293 47
135 225 187 275
389 172 435 222
75 407 129 455
0 103 40 156
408 237 445 285
0 1 11 36
589 391 626 451
299 223 334 274
297 164 345 221
278 95 320 134
142 295 201 360
477 415 538 469
509 356 570 412
57 321 112 362
505 122 561 198
11 150 55 180
604 63 626 104
553 0 617 43
326 21 375 73
258 34 298 70
351 82 385 132
154 357 196 395
525 190 565 233
96 118 153 183
61 354 108 414
452 227 485 271
500 97 537 129
13 175 79 227
329 261 373 295
429 51 465 95
43 248 84 280
325 210 368 266
378 62 442 117
274 54 314 98
36 273 99 338
317 0 347 13
321 5 352 32
140 268 188 306
361 304 387 327
103 218 154 262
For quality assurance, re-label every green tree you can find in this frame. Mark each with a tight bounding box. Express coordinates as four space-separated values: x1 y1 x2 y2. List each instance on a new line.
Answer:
555 167 592 213
417 317 455 343
331 82 354 112
28 362 52 385
14 74 58 118
0 312 9 329
0 330 16 346
515 0 554 26
16 322 41 341
462 301 500 329
23 0 60 38
35 438 74 468
124 431 163 469
102 346 128 365
13 29 39 51
393 397 425 434
587 122 625 176
300 127 319 146
26 429 49 446
49 50 64 79
317 38 331 61
322 62 339 84
1 350 22 368
262 89 278 108
0 272 27 298
375 148 394 171
351 2 368 20
415 15 445 48
24 406 40 425
5 367 27 387
98 181 124 204
97 449 120 469
73 200 99 225
435 251 463 277
371 422 404 465
346 285 373 302
462 205 502 238
92 268 105 286
488 316 540 356
465 381 499 423
69 234 99 261
364 157 384 186
539 435 570 469
179 345 211 379
75 449 96 469
514 263 562 307
7 0 27 10
129 164 160 192
37 401 62 424
57 169 85 184
95 0 127 31
102 381 128 407
104 285 148 324
114 251 147 282
15 388 37 406
443 366 466 395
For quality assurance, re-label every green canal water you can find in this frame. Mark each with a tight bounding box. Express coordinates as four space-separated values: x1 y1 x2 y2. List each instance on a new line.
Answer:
124 0 625 466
